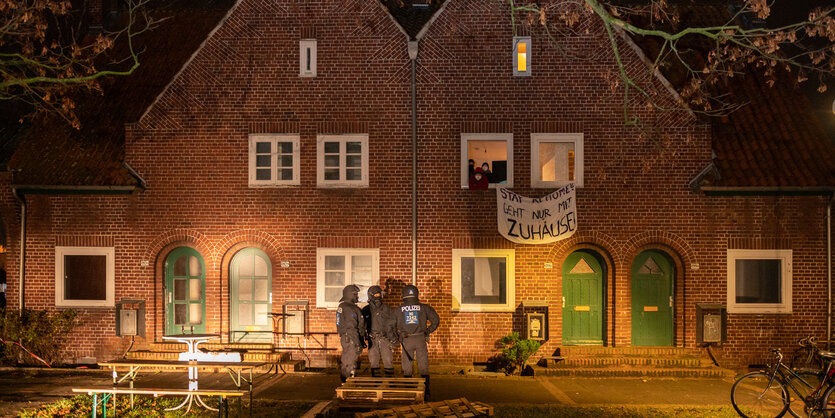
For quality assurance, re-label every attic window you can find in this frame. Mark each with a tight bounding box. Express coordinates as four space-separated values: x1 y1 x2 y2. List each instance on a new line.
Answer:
300 39 317 77
513 37 530 76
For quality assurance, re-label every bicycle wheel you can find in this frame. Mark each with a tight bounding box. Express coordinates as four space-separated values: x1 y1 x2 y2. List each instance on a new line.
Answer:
732 371 790 417
820 384 835 417
786 370 823 417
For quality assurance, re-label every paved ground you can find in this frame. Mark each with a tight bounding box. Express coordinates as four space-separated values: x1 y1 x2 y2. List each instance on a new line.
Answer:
0 367 740 417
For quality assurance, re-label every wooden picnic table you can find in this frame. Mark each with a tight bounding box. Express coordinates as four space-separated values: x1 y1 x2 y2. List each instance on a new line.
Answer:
98 359 267 412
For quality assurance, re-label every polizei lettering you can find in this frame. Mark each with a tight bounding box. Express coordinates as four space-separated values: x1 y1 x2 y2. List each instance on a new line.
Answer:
401 305 421 312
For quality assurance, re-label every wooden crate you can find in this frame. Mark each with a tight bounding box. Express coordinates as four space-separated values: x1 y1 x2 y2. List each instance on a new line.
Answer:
354 397 493 417
336 377 425 406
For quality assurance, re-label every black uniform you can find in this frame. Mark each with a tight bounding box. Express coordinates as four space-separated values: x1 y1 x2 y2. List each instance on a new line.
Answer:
361 286 397 377
396 285 439 380
336 285 366 382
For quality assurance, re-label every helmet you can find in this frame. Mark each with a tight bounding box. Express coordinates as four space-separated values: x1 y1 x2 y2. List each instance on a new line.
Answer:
367 285 383 300
340 284 360 303
402 284 419 300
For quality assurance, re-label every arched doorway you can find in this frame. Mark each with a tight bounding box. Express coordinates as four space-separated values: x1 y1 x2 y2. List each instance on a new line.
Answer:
562 250 605 345
164 247 206 335
631 250 674 346
229 248 272 342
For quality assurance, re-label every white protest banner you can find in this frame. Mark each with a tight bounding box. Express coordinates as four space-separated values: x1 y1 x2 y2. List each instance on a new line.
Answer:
496 185 577 244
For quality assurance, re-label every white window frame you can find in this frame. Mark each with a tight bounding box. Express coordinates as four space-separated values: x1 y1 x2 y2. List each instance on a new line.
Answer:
55 246 115 307
299 39 317 77
531 133 584 188
316 248 380 309
452 249 516 312
460 133 514 189
726 249 792 314
513 36 531 76
317 134 369 188
248 134 300 187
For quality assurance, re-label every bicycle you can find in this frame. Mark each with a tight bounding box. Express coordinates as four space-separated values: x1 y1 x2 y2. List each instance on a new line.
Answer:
791 337 825 374
731 347 835 417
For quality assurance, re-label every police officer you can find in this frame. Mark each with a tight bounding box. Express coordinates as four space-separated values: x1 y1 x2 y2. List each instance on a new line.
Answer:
361 285 397 377
336 284 366 383
396 284 439 395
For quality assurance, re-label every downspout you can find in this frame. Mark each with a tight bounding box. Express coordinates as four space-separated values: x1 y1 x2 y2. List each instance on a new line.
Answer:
409 40 419 286
12 187 25 310
828 192 833 351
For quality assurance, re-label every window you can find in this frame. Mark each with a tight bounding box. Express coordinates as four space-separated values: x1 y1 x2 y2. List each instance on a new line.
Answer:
317 134 369 187
461 133 513 188
316 249 379 308
248 134 300 186
299 39 317 77
727 249 792 314
55 246 115 307
531 133 584 188
452 249 516 312
513 36 531 76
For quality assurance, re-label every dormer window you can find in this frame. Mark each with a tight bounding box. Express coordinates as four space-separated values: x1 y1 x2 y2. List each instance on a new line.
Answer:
514 37 530 76
300 39 317 77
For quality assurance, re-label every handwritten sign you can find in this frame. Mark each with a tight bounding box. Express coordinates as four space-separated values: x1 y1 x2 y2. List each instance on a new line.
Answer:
496 185 577 244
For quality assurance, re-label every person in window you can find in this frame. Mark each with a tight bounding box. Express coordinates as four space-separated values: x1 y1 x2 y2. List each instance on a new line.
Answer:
469 167 489 190
361 285 397 377
481 162 494 183
336 284 366 383
396 284 440 398
468 159 476 178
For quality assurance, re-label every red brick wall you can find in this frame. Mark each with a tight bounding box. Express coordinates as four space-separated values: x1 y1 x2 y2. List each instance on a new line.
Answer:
3 0 831 369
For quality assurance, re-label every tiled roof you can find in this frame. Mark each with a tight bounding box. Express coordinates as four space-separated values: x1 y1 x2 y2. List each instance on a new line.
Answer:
7 0 235 187
627 2 834 190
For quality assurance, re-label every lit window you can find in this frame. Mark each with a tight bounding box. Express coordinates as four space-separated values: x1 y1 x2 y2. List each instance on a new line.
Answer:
299 39 317 77
317 134 369 187
727 249 792 314
316 248 379 308
531 133 584 188
461 133 513 188
55 247 115 307
248 134 300 187
452 249 516 312
513 37 531 76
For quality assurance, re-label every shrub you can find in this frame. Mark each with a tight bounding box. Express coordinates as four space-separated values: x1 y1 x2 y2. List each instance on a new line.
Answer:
494 332 541 375
0 308 78 366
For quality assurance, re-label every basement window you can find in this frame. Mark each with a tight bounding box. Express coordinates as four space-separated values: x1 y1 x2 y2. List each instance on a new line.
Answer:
55 247 115 307
727 249 792 314
513 37 530 76
249 134 300 187
300 39 317 77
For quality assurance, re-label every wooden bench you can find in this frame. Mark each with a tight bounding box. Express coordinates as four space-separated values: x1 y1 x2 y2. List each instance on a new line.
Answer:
353 397 493 417
336 377 425 408
72 387 245 418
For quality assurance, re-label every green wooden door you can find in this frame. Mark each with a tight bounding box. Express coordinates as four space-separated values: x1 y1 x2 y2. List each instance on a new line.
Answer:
230 248 272 342
631 250 674 346
165 247 206 335
562 250 604 345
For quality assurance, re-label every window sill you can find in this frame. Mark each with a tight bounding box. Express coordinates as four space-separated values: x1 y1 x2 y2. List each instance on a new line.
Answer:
56 301 114 308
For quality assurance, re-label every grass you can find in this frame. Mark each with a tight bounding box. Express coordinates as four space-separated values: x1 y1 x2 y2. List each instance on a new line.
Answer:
18 395 316 417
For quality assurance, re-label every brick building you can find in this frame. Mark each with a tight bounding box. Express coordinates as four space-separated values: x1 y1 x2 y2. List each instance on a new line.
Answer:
1 0 832 369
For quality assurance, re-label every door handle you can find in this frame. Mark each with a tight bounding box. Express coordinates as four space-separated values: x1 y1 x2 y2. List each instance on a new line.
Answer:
562 297 566 308
168 293 172 304
669 296 673 307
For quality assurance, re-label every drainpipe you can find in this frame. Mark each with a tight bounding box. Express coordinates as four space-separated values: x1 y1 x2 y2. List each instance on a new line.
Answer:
828 193 833 351
12 187 26 310
409 40 419 286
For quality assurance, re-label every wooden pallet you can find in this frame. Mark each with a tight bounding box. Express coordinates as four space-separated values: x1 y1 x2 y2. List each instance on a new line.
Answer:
353 398 493 417
336 377 425 406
